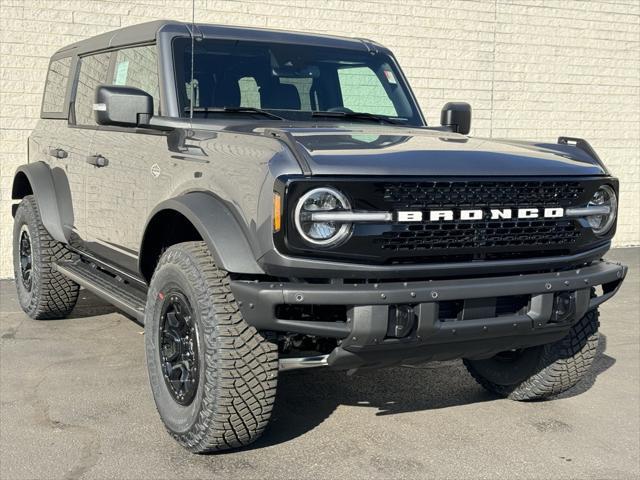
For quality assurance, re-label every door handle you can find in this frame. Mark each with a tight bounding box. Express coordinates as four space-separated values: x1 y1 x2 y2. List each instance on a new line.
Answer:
48 148 68 159
86 155 109 168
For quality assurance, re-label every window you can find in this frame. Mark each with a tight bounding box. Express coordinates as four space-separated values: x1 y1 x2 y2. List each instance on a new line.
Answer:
75 52 112 126
42 57 72 116
171 38 421 125
338 66 397 117
112 45 160 114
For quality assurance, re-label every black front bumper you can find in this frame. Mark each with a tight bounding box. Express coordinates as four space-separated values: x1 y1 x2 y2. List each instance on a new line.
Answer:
231 260 626 370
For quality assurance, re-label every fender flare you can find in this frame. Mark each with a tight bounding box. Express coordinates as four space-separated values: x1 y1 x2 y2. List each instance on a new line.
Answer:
12 162 74 243
139 192 265 276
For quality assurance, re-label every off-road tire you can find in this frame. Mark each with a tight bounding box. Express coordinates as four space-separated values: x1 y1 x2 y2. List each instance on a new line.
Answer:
463 309 600 401
12 195 79 319
145 241 278 453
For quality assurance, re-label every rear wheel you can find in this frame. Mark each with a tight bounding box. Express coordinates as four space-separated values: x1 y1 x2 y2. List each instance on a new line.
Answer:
463 309 600 400
144 241 278 453
12 195 79 319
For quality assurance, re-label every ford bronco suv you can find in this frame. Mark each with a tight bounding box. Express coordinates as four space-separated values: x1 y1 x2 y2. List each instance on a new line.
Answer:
12 21 627 453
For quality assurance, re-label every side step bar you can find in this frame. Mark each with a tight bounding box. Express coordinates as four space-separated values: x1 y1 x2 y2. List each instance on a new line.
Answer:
55 260 147 323
279 355 329 371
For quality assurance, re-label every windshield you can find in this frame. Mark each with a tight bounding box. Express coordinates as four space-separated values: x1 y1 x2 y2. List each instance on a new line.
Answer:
172 37 423 126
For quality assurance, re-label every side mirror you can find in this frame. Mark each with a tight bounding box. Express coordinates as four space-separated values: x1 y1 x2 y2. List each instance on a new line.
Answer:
440 102 471 135
93 85 153 127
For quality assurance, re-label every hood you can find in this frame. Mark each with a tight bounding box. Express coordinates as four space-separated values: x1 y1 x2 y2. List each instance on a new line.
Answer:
276 126 606 176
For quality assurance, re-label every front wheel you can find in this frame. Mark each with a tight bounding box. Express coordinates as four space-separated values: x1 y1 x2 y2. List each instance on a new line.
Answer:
144 241 278 453
463 309 600 401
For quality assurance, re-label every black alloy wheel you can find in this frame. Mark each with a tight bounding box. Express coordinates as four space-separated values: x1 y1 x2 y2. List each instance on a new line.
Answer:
18 225 33 291
158 290 200 406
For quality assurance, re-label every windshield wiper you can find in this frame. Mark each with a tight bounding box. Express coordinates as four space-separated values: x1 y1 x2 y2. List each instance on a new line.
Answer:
185 106 284 120
311 110 405 124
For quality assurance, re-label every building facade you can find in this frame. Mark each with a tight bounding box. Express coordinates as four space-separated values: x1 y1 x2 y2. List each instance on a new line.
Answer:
1 0 638 277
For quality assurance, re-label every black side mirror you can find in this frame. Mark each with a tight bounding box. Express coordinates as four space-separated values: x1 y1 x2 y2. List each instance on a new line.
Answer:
440 102 471 135
94 85 153 127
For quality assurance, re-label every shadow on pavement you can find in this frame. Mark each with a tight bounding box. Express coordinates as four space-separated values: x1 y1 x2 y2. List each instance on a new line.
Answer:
248 333 615 451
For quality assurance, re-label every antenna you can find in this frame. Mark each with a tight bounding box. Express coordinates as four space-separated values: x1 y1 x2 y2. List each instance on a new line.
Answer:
189 0 195 121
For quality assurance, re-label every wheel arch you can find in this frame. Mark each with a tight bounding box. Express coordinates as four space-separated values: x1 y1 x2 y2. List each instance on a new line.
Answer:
139 192 264 282
12 162 73 243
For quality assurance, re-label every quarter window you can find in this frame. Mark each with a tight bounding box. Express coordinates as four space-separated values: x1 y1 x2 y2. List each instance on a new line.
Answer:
75 52 112 126
42 57 72 116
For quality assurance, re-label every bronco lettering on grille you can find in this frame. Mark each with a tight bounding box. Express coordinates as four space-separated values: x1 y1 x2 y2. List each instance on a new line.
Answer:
396 208 564 222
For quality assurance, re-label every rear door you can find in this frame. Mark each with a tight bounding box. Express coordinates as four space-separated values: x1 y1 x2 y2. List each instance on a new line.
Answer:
30 54 93 245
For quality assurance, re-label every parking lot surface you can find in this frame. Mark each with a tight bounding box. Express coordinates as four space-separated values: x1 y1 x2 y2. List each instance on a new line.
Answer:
1 248 638 480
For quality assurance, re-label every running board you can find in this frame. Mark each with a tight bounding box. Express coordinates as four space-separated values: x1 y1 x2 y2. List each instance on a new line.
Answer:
55 260 147 323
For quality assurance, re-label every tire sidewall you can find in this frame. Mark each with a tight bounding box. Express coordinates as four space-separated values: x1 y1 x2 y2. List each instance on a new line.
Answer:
13 200 42 315
145 254 211 435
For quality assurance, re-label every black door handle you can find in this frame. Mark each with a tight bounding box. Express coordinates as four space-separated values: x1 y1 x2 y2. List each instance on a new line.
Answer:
48 148 68 159
86 155 109 167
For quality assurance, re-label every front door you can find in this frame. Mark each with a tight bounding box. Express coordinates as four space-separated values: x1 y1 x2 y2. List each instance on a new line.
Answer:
83 45 164 273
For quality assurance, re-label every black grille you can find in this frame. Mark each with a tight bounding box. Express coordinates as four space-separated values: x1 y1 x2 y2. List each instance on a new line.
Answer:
280 177 608 265
376 181 585 260
376 219 580 252
383 181 584 208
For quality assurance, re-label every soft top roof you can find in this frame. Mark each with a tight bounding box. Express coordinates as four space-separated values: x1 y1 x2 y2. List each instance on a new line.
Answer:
54 20 384 57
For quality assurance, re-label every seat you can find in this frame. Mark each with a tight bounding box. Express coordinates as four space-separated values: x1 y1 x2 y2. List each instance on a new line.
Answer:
211 78 241 108
260 83 301 110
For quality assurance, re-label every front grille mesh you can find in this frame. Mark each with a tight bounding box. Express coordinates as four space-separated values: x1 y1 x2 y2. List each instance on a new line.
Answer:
376 219 580 252
377 181 585 257
383 181 584 208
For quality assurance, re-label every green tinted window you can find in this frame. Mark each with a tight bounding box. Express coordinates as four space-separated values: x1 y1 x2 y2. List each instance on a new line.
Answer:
338 66 397 116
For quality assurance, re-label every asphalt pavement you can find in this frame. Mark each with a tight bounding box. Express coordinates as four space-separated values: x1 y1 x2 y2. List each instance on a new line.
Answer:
1 248 638 480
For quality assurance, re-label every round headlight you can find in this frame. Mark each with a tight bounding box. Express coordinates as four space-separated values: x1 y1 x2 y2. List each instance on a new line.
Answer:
294 187 351 246
587 185 617 235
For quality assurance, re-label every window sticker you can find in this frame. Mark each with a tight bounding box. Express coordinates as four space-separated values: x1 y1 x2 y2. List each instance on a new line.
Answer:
383 69 397 85
114 61 129 85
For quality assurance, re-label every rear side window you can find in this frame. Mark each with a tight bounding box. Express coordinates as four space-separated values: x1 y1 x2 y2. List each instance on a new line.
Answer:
75 52 112 126
112 45 160 114
42 57 72 117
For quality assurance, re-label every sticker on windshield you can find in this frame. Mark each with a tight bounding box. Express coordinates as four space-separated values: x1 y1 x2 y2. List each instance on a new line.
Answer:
383 69 397 85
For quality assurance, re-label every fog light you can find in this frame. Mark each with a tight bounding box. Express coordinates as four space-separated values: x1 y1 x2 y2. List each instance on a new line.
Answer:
387 305 416 338
551 292 575 323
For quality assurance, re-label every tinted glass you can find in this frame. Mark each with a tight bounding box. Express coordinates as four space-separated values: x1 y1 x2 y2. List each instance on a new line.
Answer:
113 45 160 114
42 57 72 115
172 38 421 125
75 52 112 126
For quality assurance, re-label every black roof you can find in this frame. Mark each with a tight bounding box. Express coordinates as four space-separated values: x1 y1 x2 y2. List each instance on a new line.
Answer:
55 20 385 57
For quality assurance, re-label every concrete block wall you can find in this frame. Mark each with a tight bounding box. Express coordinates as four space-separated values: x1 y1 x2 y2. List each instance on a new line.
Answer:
1 0 638 278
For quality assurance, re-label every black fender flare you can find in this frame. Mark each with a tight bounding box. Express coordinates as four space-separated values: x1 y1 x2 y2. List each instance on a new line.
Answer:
139 192 265 276
12 162 74 243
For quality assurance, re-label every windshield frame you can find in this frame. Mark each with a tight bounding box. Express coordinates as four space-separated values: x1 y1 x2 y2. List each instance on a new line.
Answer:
168 34 427 127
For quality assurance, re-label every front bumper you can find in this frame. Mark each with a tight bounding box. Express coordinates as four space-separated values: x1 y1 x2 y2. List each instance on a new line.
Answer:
231 259 627 369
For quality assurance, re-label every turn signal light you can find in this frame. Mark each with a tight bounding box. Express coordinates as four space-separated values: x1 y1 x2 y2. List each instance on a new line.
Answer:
273 192 282 233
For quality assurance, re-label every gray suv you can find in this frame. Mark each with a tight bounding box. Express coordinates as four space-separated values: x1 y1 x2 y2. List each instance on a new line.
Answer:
12 21 627 452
